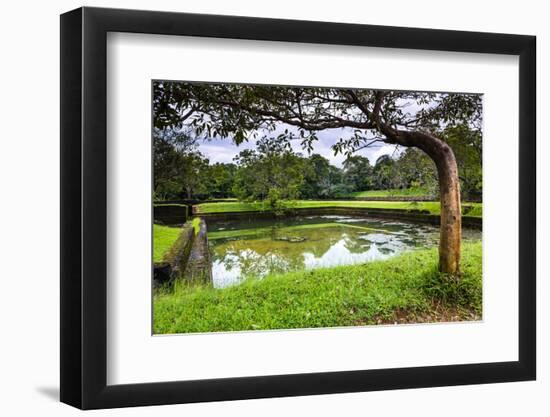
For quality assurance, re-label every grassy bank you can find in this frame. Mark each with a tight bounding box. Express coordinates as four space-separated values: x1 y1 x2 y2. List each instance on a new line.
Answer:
195 200 482 218
153 241 482 334
153 224 181 263
351 187 431 198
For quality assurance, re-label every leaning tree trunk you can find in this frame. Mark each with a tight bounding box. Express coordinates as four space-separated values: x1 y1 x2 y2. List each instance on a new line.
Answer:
434 146 462 274
394 131 462 274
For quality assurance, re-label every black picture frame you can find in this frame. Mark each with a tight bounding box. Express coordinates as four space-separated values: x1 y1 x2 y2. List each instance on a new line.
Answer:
60 6 536 410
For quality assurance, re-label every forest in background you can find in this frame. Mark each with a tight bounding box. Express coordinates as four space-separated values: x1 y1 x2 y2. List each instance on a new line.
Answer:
153 123 482 203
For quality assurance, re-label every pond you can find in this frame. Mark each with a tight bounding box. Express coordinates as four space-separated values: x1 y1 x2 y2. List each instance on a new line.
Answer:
207 215 482 288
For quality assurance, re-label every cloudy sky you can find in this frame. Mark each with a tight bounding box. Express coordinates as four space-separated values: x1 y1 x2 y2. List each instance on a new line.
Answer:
197 126 398 168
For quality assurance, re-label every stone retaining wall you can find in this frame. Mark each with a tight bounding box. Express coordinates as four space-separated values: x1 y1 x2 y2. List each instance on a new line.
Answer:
153 204 189 225
153 218 212 286
183 219 212 284
197 206 482 229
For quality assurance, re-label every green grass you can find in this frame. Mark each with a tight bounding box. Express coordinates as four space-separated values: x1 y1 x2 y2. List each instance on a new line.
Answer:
153 241 482 334
153 224 182 263
195 200 482 218
463 204 483 217
195 201 276 213
191 217 201 235
153 203 187 207
351 187 431 198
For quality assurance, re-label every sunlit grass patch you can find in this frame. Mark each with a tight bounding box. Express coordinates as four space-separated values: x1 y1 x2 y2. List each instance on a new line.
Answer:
153 224 181 263
195 200 483 218
351 187 431 198
153 241 482 334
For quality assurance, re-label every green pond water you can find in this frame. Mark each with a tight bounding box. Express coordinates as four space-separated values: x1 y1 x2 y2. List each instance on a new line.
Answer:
208 215 481 288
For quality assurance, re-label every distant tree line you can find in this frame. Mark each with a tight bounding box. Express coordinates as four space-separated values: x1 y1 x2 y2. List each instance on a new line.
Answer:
153 124 481 202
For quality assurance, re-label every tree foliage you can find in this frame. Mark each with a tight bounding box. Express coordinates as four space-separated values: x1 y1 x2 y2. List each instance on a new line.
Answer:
153 126 481 202
231 137 304 211
153 82 482 158
441 124 482 199
343 156 373 191
152 83 482 202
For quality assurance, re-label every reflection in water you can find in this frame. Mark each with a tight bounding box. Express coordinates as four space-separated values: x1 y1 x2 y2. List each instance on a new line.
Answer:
208 215 481 288
303 238 388 269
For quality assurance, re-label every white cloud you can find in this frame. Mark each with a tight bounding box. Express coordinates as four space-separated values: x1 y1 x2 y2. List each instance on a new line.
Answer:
198 126 397 167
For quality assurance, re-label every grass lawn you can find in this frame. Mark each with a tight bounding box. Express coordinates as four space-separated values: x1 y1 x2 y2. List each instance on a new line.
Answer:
153 241 482 334
153 224 181 263
463 204 483 217
195 200 482 218
351 187 431 198
191 217 201 234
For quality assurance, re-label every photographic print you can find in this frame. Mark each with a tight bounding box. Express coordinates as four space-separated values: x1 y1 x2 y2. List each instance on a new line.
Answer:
60 9 536 407
152 81 483 335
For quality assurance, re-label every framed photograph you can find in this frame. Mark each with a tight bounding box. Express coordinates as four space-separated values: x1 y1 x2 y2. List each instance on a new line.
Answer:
60 6 536 409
